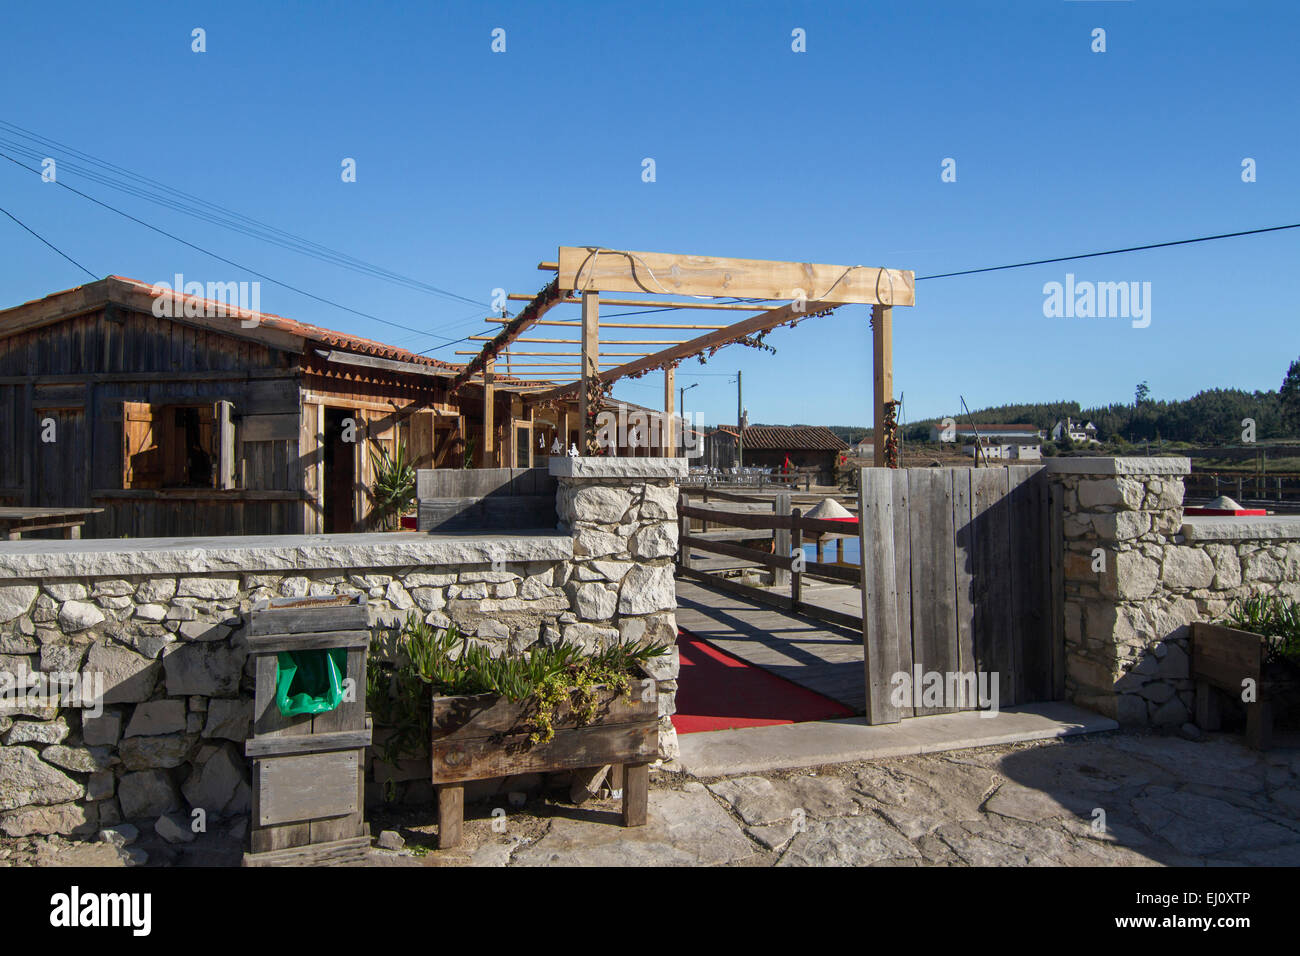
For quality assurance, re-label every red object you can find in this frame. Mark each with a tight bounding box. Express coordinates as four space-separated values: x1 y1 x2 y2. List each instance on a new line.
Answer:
671 629 855 734
1184 507 1267 516
399 515 418 529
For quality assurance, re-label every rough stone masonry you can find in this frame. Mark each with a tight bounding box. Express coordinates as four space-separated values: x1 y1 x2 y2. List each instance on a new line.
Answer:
0 457 684 840
1048 456 1300 726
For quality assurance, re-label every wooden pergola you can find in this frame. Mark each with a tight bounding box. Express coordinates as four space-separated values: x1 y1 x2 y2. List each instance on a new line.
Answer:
452 247 914 466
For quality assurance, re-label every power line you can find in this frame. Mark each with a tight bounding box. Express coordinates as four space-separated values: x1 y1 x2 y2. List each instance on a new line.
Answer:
0 150 478 344
915 221 1300 281
0 121 490 314
0 202 97 280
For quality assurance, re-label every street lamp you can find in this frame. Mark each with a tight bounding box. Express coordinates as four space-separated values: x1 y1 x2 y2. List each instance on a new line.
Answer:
679 382 698 458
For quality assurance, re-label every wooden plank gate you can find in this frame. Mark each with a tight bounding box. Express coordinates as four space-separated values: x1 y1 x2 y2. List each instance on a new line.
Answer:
858 466 1063 724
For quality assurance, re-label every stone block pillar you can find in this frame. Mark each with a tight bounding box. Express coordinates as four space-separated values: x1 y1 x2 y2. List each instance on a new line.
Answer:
1046 457 1194 725
550 457 685 761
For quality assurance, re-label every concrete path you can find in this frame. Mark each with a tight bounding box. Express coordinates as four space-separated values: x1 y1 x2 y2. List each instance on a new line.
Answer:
677 702 1117 777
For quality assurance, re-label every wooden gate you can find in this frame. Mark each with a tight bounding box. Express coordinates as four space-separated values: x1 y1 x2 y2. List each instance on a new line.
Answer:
858 466 1063 724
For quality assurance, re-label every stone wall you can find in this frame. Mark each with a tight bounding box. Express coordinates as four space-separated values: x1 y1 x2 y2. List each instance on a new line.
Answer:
0 457 683 840
552 457 683 763
1049 457 1300 726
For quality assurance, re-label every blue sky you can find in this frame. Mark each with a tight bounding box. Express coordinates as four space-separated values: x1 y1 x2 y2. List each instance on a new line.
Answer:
1 0 1296 428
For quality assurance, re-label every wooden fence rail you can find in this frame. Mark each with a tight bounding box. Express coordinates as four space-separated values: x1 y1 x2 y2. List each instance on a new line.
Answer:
677 493 862 630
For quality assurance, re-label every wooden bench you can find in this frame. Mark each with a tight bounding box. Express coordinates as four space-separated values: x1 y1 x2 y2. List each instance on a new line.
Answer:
0 507 103 540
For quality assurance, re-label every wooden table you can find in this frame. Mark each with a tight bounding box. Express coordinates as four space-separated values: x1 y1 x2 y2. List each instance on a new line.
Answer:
0 507 104 540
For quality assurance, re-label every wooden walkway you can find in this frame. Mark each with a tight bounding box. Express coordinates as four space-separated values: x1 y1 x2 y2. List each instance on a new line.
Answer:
674 577 866 714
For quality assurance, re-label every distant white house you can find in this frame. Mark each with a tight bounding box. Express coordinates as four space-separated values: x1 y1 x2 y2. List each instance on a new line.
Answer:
929 422 1043 444
962 439 1042 461
1051 418 1100 444
850 439 873 457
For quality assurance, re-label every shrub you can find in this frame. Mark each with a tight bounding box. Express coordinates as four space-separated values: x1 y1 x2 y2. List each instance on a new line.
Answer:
367 439 416 529
1221 593 1300 665
367 612 669 760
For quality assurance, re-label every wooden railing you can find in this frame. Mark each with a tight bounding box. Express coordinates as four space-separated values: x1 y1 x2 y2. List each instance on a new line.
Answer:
680 471 814 492
1185 472 1300 507
676 491 861 630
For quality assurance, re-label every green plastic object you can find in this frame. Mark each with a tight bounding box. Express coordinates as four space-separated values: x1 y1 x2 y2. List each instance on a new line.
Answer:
275 648 347 716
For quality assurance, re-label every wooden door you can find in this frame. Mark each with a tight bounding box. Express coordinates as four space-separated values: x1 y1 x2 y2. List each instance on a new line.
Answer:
35 408 86 507
858 466 1060 724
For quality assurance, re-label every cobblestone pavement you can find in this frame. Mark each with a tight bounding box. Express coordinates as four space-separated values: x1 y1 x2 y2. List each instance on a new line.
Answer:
7 730 1300 866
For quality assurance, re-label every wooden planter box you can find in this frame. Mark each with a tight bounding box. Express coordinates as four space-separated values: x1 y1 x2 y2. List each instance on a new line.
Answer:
1192 621 1299 750
430 679 658 849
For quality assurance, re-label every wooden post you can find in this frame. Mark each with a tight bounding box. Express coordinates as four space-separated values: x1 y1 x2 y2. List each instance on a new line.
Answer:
481 359 496 468
437 783 464 849
678 492 691 569
578 292 599 453
622 762 649 827
1195 679 1221 731
528 404 536 466
508 393 523 467
872 304 893 468
791 507 803 610
663 366 676 457
215 400 236 489
773 492 791 587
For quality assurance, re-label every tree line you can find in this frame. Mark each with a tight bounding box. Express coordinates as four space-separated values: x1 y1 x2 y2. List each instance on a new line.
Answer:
896 357 1300 446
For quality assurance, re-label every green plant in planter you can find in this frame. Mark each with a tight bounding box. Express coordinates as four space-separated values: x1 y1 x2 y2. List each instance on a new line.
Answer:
367 611 669 761
367 439 416 530
1221 593 1300 666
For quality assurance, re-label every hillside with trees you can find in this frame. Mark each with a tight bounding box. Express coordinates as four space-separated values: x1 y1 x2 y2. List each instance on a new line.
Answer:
758 357 1300 448
896 356 1300 446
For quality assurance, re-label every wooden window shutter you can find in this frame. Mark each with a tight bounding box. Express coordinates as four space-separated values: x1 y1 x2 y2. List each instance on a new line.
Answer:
213 401 235 489
121 401 160 490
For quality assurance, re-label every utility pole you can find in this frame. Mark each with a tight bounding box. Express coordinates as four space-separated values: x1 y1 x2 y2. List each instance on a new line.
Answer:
736 370 744 469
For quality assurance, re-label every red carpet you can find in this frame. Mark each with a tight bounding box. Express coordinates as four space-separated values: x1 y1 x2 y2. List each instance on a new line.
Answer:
671 629 855 734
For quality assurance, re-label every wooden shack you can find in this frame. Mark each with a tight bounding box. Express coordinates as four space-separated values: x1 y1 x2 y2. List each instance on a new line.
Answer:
0 276 548 538
705 425 848 482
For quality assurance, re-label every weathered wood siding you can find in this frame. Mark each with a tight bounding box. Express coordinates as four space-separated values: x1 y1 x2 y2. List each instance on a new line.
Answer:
0 307 306 537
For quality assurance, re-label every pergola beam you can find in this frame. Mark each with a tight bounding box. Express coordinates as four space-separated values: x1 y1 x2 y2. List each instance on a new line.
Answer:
451 279 562 391
468 336 689 346
527 299 835 404
557 247 915 306
456 352 652 358
506 293 780 311
485 318 728 330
